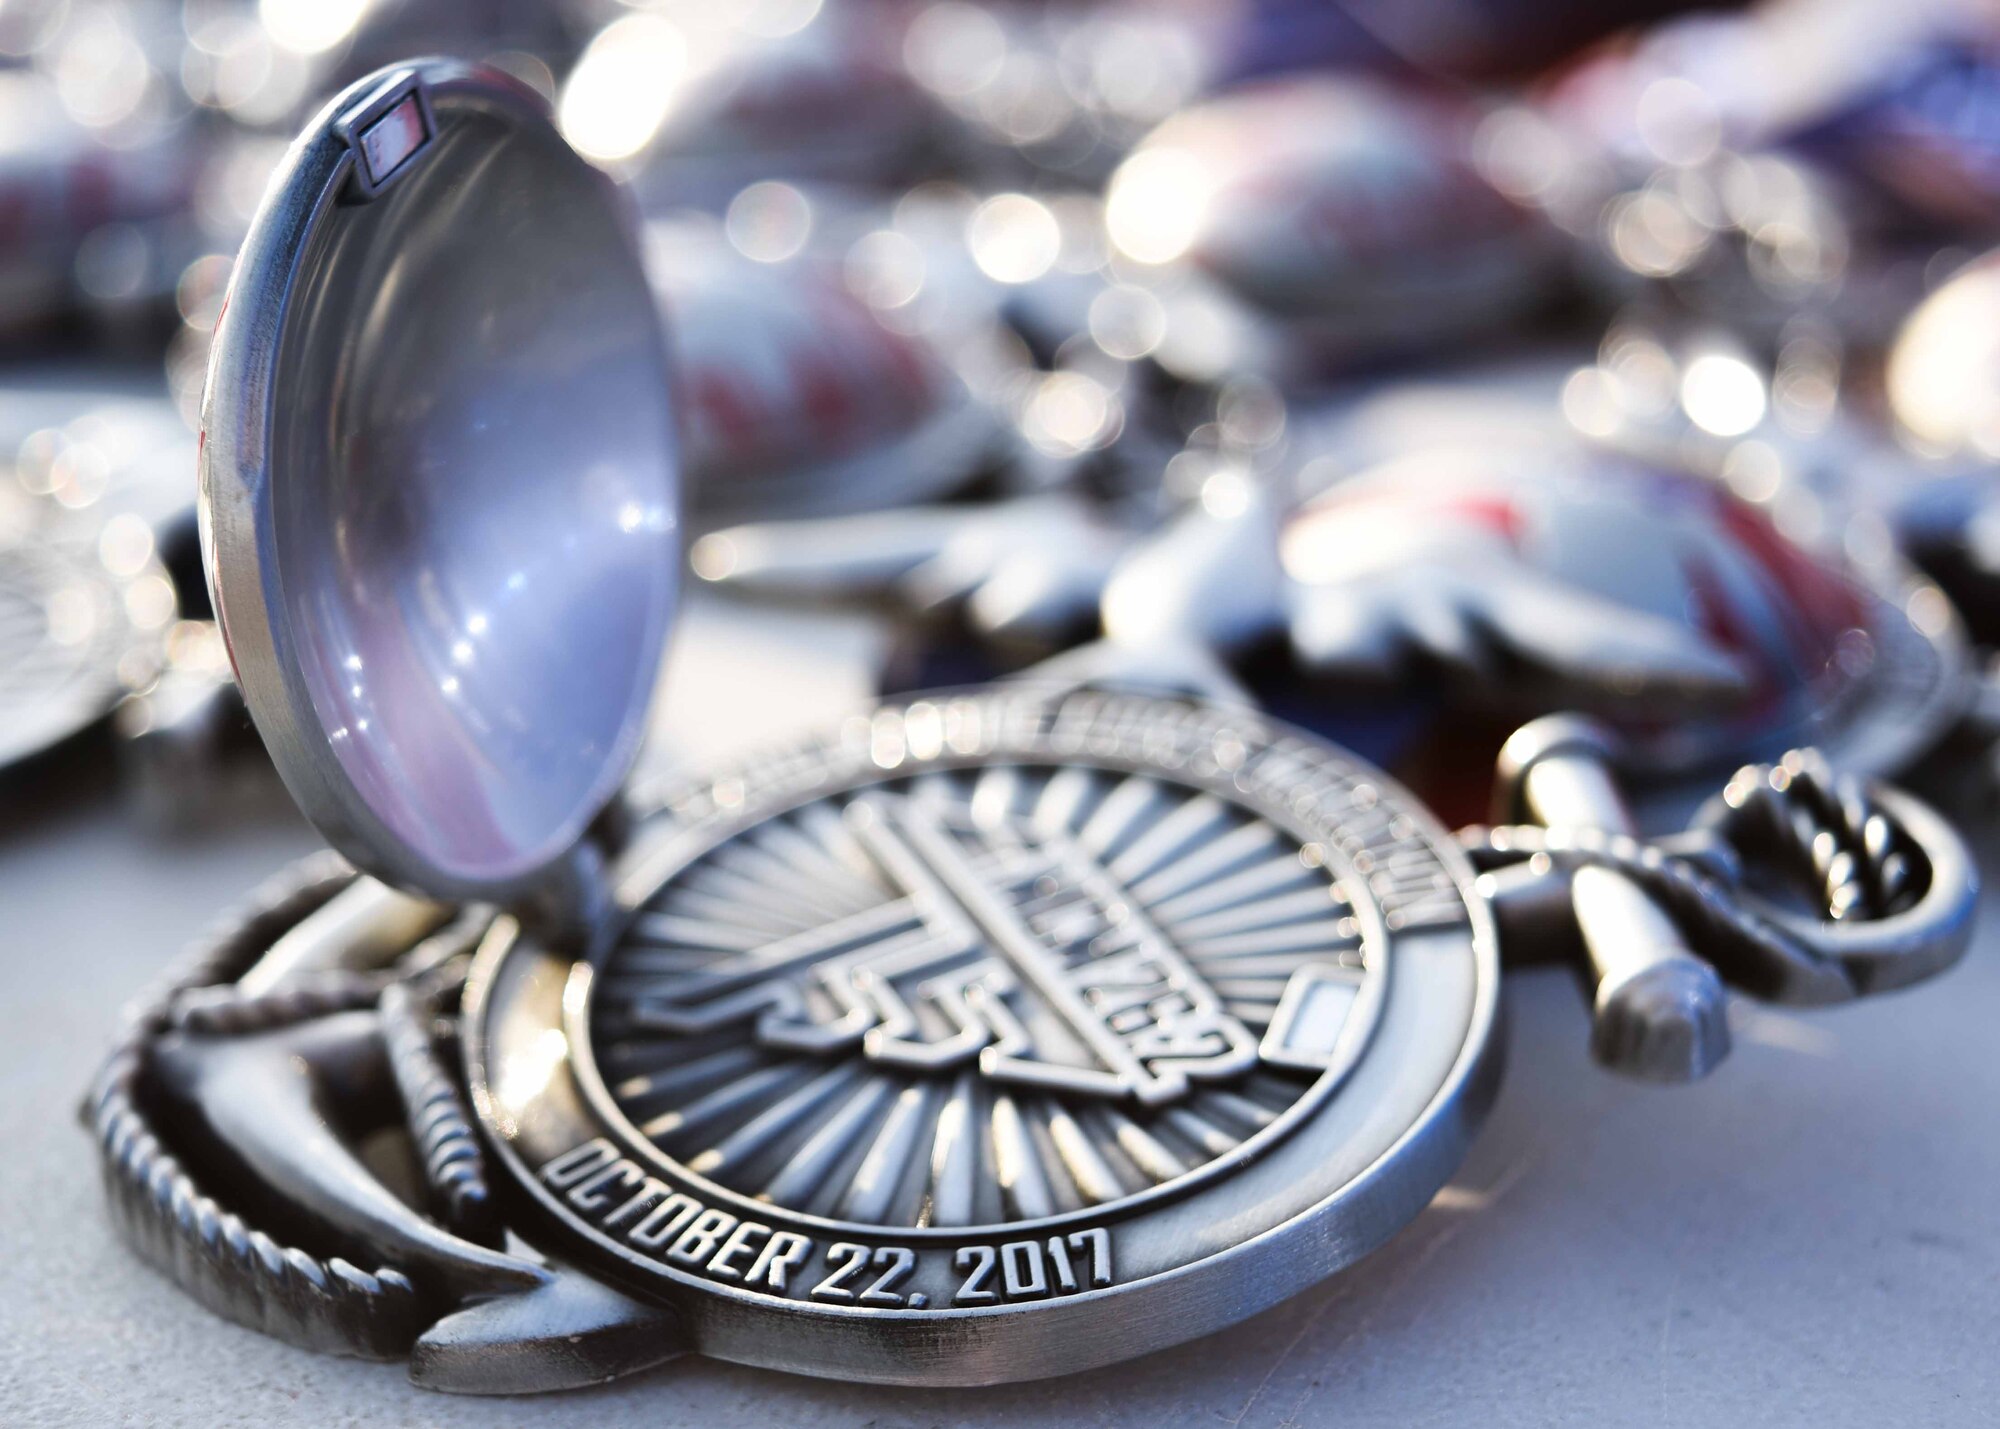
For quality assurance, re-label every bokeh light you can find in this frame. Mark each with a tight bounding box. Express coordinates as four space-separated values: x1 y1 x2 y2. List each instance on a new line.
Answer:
561 15 688 163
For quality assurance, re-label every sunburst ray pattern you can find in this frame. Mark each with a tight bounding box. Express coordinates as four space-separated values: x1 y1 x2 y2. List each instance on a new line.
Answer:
591 763 1379 1229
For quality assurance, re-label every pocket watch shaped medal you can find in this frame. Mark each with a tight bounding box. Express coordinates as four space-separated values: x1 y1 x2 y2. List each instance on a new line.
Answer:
93 59 1975 1397
135 58 1497 1390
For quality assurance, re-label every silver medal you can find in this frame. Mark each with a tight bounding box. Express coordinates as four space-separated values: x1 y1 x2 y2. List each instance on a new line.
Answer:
469 687 1496 1384
88 59 1981 1397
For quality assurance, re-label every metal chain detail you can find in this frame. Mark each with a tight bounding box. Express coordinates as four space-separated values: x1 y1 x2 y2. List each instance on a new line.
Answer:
379 980 498 1247
1467 824 1855 1001
1706 750 1918 922
1466 749 1942 1003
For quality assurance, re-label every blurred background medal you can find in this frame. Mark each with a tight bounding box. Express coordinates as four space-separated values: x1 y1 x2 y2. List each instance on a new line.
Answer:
646 215 1006 523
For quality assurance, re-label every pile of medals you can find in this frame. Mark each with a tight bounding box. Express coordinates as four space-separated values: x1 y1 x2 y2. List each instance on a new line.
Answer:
34 0 2000 1397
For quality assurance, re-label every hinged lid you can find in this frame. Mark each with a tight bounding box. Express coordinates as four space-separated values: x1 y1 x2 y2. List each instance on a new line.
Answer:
199 59 680 907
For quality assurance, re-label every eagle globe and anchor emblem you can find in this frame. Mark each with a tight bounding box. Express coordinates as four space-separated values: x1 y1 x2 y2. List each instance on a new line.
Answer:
86 60 1978 1397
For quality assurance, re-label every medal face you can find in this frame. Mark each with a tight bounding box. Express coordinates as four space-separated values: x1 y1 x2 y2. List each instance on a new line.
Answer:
465 688 1500 1384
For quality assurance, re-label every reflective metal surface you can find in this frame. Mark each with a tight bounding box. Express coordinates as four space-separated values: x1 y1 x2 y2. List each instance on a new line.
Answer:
36 604 2000 1420
199 61 679 904
49 5 2000 1412
83 672 1976 1391
435 688 1502 1385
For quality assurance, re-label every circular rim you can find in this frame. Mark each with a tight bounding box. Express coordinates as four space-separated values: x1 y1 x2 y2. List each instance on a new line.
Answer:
197 59 678 905
463 687 1503 1385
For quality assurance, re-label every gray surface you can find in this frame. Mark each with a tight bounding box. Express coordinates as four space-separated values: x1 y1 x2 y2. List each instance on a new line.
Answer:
6 597 1998 1426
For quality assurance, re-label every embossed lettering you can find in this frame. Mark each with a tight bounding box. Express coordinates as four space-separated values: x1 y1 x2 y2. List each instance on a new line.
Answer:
744 1231 813 1290
566 1159 643 1213
538 1139 618 1188
627 1192 703 1250
708 1219 768 1280
668 1208 738 1265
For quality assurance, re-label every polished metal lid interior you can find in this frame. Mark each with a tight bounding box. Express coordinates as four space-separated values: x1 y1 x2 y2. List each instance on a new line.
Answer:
198 60 679 904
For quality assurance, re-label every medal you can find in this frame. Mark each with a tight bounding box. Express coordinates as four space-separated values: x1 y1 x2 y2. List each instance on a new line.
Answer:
645 216 1005 524
91 60 1979 1396
617 4 941 211
696 380 1973 818
1105 75 1567 373
0 380 196 784
0 375 280 822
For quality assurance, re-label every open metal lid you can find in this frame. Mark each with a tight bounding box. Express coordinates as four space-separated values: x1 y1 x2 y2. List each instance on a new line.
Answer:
199 60 680 905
